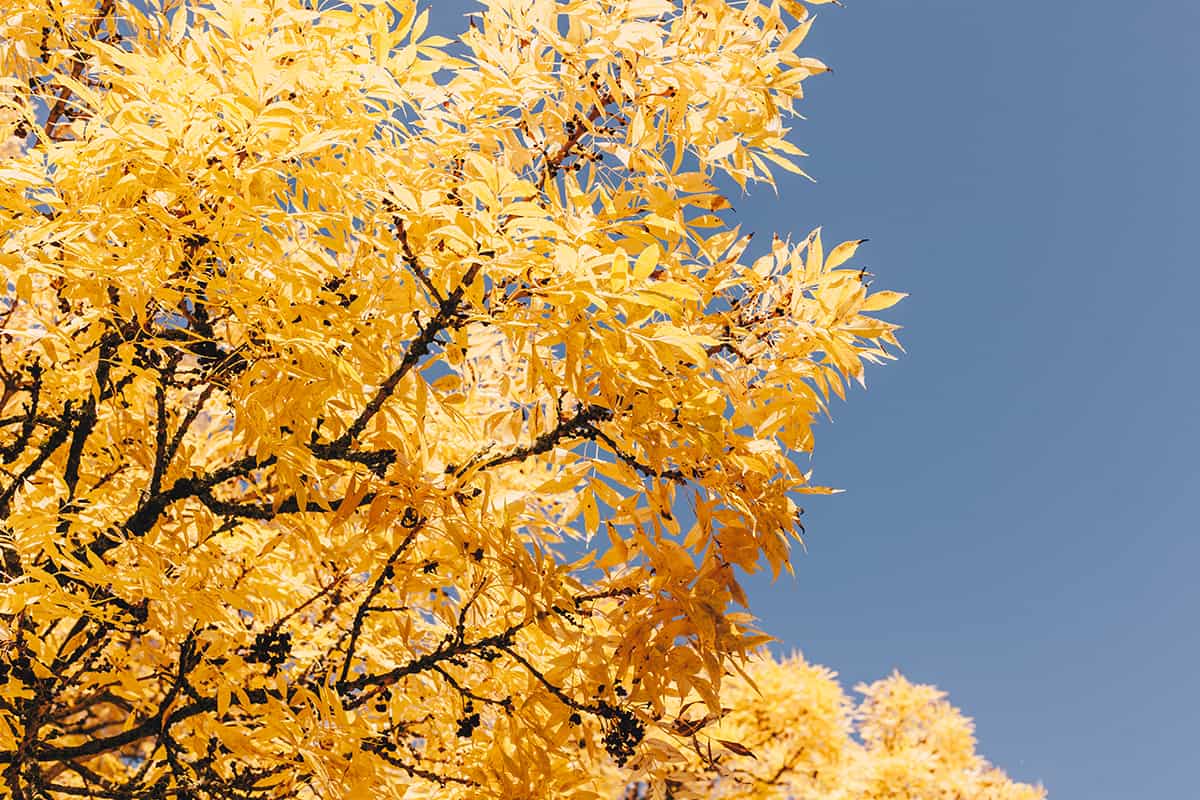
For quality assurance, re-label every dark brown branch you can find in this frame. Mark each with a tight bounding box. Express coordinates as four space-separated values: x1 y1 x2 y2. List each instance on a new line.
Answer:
83 453 273 563
573 587 638 606
497 644 590 713
1 405 76 578
0 363 42 464
196 489 378 520
163 384 215 474
589 427 689 483
431 664 512 710
148 383 168 498
337 621 523 702
387 210 444 306
266 572 347 633
339 522 424 684
307 441 395 477
537 92 616 192
338 262 482 446
0 404 75 515
361 742 477 788
458 403 614 477
62 333 117 501
47 758 121 798
41 0 116 138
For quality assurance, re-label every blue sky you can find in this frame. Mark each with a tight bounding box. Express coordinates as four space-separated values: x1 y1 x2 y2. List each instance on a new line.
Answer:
421 2 1200 796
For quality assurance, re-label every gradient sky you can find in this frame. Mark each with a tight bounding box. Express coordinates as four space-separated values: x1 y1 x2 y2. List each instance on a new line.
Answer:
421 2 1200 796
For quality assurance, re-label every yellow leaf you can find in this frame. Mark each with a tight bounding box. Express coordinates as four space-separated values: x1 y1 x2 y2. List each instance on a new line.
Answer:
798 57 832 75
717 739 758 758
610 248 629 292
218 682 231 717
805 228 825 279
862 290 908 311
632 244 660 282
14 273 32 302
645 280 700 303
826 238 867 270
708 138 740 161
629 109 646 145
582 489 599 538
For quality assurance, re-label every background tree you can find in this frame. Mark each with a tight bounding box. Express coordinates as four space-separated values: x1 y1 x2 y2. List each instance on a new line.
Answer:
0 1 1028 798
613 652 1046 799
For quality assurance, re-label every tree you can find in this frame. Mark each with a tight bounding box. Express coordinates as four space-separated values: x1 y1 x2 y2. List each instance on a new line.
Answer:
0 1 1030 798
615 651 1045 799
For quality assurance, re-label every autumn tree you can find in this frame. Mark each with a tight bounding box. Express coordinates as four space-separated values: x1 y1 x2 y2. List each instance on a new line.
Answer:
0 1 1033 797
613 651 1046 799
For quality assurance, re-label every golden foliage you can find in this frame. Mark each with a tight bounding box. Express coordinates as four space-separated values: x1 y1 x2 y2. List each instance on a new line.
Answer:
613 652 1046 800
0 1 1037 798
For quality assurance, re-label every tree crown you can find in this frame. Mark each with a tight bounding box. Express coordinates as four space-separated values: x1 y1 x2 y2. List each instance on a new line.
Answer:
0 2 1036 798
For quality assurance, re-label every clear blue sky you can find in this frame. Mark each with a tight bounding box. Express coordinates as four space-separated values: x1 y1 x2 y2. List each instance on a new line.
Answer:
425 2 1200 796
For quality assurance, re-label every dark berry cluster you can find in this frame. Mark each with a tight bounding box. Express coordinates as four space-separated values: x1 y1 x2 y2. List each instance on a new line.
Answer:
246 630 291 666
362 733 401 757
552 604 588 628
456 701 481 738
372 686 392 713
600 704 644 767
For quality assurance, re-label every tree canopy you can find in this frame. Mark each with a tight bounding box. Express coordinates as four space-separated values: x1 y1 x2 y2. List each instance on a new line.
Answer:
0 1 1038 798
633 651 1045 800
